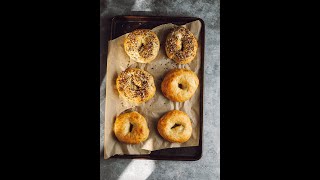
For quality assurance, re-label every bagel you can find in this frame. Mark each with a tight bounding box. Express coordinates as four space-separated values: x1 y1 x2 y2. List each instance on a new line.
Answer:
114 111 149 144
161 69 199 102
157 110 192 143
165 26 198 64
124 29 160 63
116 68 156 104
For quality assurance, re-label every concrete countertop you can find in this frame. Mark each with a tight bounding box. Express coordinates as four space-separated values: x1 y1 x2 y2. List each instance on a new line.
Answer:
100 0 220 179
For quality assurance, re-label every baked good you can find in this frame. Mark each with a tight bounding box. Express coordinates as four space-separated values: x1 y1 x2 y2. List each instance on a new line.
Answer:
165 26 198 64
161 69 199 102
157 110 192 143
116 68 156 104
124 29 160 63
114 111 149 144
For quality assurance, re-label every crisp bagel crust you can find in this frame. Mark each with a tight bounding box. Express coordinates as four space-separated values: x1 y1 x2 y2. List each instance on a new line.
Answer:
165 26 198 64
161 69 199 102
124 29 160 63
157 110 192 143
114 111 149 144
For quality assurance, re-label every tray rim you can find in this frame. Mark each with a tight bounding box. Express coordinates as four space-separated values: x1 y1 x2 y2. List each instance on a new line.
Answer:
106 15 205 161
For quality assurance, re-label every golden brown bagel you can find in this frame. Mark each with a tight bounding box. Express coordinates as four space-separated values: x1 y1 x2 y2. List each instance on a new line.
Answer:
114 111 150 144
157 110 192 143
165 27 198 64
161 69 199 102
124 29 160 63
116 68 156 104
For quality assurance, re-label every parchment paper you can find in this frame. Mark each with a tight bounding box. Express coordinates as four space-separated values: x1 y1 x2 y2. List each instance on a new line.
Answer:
104 20 202 159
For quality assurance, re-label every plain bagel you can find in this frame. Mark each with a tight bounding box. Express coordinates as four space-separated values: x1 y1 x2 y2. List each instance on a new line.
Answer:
157 110 192 143
161 69 199 102
114 111 150 144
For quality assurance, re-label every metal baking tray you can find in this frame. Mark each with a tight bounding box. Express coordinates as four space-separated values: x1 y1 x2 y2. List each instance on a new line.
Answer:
108 15 205 161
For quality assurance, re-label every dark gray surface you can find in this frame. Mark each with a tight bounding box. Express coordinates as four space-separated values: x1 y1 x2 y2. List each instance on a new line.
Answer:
100 0 220 179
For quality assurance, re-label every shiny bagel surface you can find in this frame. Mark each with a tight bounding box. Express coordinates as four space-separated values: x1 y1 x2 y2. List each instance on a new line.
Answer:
161 69 199 102
114 111 149 144
157 110 192 143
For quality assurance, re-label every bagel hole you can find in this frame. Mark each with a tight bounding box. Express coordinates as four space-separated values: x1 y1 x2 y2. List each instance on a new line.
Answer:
129 123 134 132
171 123 181 129
138 43 144 52
178 83 183 89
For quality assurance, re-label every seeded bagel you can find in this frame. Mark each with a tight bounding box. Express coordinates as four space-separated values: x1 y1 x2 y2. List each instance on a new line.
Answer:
116 68 156 104
124 29 160 63
165 27 198 64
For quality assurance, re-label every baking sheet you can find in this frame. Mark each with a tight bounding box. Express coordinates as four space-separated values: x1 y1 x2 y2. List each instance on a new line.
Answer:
104 20 202 159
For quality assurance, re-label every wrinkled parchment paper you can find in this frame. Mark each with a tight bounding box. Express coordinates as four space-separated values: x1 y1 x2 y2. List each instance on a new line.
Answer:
104 20 202 159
